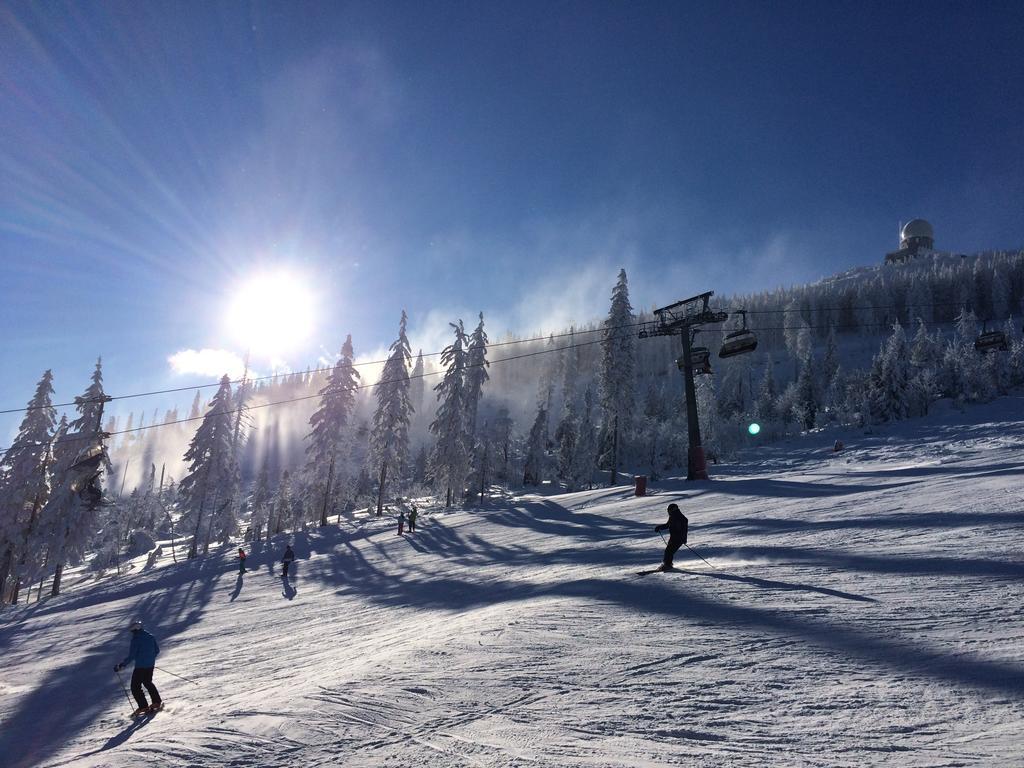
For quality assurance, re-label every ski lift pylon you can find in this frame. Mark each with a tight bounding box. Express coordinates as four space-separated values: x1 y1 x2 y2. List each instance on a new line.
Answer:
719 310 758 358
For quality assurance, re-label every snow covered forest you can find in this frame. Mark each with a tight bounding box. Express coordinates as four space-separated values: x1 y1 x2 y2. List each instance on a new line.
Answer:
1 249 1023 604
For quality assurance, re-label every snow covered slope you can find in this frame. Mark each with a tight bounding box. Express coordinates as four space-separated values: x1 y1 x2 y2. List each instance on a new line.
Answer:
2 398 1023 767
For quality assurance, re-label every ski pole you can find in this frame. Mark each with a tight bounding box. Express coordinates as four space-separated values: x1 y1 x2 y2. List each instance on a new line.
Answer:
114 668 134 712
155 665 200 686
684 543 721 571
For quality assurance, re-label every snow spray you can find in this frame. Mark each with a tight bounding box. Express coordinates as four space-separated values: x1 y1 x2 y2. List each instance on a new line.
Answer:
659 531 723 571
684 543 721 571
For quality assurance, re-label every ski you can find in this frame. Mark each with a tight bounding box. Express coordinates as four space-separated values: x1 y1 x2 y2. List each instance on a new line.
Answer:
129 703 164 719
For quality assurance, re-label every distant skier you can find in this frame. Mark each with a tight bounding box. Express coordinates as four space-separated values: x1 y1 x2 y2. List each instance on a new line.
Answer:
397 510 406 536
281 544 295 577
655 502 688 571
237 548 247 573
408 506 418 533
114 619 162 716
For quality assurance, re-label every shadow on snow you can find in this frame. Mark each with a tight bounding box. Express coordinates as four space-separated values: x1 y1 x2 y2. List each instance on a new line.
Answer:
0 554 223 768
314 496 1023 697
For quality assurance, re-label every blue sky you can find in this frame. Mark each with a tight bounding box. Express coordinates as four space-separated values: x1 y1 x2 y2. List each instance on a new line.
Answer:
1 1 1022 435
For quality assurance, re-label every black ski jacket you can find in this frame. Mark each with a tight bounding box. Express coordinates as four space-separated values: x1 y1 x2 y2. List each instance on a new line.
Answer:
656 509 688 543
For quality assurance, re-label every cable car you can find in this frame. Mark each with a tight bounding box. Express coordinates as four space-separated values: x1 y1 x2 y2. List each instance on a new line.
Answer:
66 436 110 507
719 310 758 358
677 349 712 375
974 330 1008 353
69 442 105 476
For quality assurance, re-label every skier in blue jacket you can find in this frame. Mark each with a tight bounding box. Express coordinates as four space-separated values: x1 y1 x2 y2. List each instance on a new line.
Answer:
115 619 163 715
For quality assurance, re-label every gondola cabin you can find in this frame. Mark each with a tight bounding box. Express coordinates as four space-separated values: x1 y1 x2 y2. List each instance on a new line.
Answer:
69 441 105 474
718 310 758 358
719 329 758 358
66 437 109 499
974 330 1008 353
678 348 712 375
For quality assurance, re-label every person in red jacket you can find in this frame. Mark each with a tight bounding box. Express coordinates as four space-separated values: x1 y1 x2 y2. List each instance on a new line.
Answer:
655 503 688 571
237 548 247 573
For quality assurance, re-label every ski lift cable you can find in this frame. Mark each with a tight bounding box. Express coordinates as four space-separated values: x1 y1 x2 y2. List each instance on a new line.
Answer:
0 319 649 417
1 313 1009 457
0 334 613 455
700 320 936 334
2 311 991 456
740 299 976 315
0 299 1003 418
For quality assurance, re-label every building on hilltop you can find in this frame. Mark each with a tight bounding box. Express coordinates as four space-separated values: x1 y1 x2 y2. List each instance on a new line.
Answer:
885 219 935 264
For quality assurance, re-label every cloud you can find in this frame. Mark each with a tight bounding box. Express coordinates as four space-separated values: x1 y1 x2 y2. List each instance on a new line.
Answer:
511 263 616 334
414 207 652 340
168 348 248 379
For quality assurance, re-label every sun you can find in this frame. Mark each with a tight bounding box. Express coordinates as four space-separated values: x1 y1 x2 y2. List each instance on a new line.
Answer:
226 270 316 358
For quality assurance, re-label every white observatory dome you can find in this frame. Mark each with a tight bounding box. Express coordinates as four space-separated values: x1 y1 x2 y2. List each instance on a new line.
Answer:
901 219 934 241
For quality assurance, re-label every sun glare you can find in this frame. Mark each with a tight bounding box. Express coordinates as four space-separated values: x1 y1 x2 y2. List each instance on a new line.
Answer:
227 270 316 357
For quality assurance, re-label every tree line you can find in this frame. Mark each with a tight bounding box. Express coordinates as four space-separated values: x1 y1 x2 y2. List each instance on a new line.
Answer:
2 251 1022 603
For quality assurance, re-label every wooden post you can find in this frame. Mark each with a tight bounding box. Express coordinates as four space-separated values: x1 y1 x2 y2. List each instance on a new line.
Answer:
158 464 178 564
320 454 335 527
478 427 489 504
376 460 388 516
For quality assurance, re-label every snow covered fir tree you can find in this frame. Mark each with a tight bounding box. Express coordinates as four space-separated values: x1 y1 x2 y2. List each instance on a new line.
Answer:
304 335 360 526
370 312 414 516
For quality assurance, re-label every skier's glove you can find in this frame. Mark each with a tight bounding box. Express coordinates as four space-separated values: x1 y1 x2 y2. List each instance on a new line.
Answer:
115 663 124 672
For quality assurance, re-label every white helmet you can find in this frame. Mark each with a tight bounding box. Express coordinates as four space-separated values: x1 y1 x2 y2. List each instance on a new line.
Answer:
128 619 143 632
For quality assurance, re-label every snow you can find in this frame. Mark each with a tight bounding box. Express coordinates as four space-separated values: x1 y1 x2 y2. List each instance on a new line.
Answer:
2 397 1023 767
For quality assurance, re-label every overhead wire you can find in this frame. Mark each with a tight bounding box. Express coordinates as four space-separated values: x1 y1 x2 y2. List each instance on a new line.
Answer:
0 298 977 416
697 320 941 334
1 307 991 457
0 319 647 416
0 296 997 433
740 298 971 315
0 332 616 455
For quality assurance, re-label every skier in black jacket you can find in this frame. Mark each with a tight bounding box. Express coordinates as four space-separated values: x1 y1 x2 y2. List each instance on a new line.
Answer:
281 544 295 577
655 502 688 571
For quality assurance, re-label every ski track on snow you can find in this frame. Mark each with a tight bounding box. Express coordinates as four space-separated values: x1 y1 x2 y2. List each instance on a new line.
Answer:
1 397 1023 767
